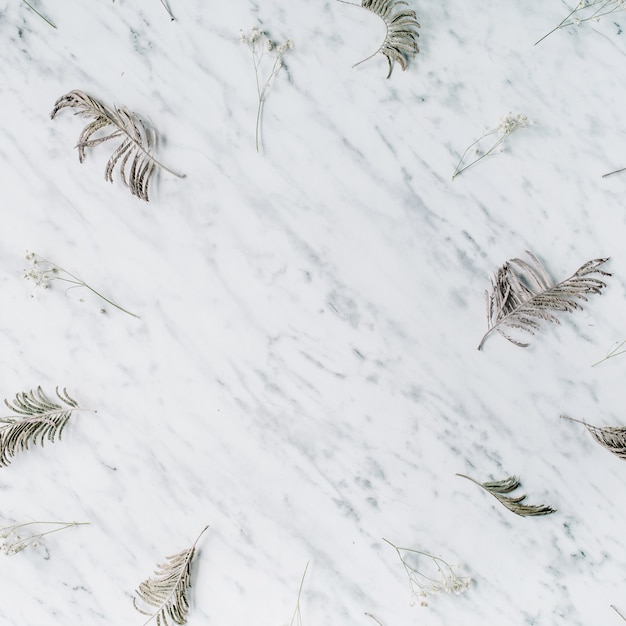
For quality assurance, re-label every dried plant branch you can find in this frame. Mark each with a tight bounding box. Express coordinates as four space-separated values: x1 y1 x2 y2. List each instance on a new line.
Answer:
0 520 89 556
337 0 420 78
24 251 140 318
240 28 293 153
561 415 626 461
134 525 209 626
51 89 185 202
452 114 528 180
535 0 626 45
478 251 610 350
457 474 556 517
0 387 91 467
22 0 57 28
592 340 626 367
383 537 470 606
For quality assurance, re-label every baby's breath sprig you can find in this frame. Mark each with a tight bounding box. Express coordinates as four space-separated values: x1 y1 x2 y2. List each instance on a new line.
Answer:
452 114 528 181
535 0 626 45
1 520 89 556
24 251 140 318
383 538 471 607
22 0 57 29
240 27 293 153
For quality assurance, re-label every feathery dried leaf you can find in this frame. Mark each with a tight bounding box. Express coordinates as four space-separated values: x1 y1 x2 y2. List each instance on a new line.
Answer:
457 473 556 517
340 0 420 78
561 415 626 461
0 387 82 467
50 90 185 202
134 526 209 626
478 251 610 350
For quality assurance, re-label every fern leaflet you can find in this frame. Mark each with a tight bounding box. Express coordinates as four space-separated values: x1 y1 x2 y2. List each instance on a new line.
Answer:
457 473 556 517
338 0 420 78
134 525 209 625
0 387 85 467
478 251 610 350
51 90 185 202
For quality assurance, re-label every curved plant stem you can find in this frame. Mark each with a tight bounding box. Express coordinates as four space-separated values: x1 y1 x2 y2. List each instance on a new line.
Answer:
289 561 309 626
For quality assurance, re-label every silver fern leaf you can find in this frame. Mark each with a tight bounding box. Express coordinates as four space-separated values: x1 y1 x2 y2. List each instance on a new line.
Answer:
478 251 610 350
50 89 185 202
0 387 83 467
134 525 209 626
457 473 556 517
339 0 420 78
561 415 626 461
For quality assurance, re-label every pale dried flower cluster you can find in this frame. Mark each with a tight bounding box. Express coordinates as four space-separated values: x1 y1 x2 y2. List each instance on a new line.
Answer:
240 27 293 152
1 521 88 556
452 112 530 180
24 251 57 290
498 114 528 137
24 251 139 318
536 0 626 44
383 538 471 607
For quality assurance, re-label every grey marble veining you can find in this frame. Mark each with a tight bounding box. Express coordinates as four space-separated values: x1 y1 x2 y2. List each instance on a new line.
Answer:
2 1 626 625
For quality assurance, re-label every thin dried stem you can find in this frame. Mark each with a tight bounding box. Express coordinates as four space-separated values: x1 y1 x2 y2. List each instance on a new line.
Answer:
22 0 57 28
289 561 309 626
591 340 626 367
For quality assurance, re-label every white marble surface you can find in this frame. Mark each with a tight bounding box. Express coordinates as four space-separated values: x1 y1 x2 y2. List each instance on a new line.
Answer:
2 0 626 624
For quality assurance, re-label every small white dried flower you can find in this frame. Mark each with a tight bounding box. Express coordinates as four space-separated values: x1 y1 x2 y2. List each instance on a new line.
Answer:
241 25 293 152
277 39 294 54
22 252 139 317
0 521 88 556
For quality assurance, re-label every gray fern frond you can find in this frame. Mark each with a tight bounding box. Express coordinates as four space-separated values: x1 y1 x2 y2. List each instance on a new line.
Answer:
340 0 420 78
457 473 556 517
561 415 626 461
51 90 185 202
134 525 209 626
0 387 83 467
478 251 610 350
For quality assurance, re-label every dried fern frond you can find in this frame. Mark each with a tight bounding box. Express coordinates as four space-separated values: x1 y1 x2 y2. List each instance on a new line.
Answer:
457 473 556 517
561 415 626 461
478 251 610 350
134 525 209 626
51 90 185 202
0 387 86 467
338 0 420 78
